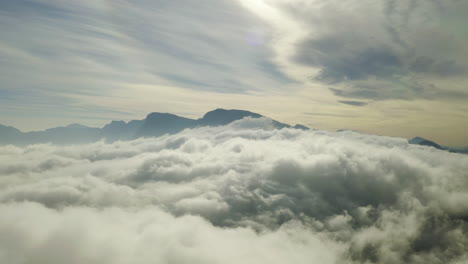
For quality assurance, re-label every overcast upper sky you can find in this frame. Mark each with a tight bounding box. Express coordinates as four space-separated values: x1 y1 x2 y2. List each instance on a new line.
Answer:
1 0 467 146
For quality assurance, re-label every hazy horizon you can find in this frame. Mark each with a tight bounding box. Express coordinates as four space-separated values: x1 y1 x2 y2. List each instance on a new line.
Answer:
0 108 462 149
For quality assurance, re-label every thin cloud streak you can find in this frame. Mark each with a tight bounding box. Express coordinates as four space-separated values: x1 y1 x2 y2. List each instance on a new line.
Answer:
338 100 368 107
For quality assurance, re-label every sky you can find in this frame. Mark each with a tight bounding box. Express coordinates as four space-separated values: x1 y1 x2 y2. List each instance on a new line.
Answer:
0 0 467 146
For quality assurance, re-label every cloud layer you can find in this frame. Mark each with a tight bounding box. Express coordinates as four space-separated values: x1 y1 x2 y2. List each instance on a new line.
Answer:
1 118 468 263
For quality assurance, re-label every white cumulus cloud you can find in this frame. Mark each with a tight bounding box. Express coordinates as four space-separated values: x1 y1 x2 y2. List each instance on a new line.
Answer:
0 117 467 263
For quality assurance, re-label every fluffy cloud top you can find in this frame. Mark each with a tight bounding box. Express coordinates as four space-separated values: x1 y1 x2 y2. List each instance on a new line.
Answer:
1 118 467 263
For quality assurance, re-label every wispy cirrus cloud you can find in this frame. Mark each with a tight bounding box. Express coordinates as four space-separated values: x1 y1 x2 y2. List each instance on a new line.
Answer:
0 0 293 126
338 100 368 107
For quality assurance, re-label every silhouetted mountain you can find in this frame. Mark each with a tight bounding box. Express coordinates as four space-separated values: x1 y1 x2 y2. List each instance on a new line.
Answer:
0 124 23 145
0 124 102 145
0 124 21 135
0 109 309 145
409 137 443 150
447 147 468 154
137 113 197 138
198 109 262 126
293 124 310 130
408 136 468 154
26 124 102 145
198 109 299 130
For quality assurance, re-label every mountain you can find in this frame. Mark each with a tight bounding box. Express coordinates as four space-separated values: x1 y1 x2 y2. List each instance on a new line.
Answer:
2 112 467 155
0 124 23 145
197 109 299 130
0 124 103 146
0 109 309 146
448 147 468 154
408 136 468 154
293 124 309 130
137 112 197 138
409 137 443 150
198 109 262 126
102 120 144 141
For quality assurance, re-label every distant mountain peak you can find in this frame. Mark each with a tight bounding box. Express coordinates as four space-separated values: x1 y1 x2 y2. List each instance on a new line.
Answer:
293 124 309 130
64 123 91 129
205 108 258 114
409 137 443 150
103 120 127 130
0 109 309 145
146 112 182 119
138 112 197 137
109 120 126 125
409 137 426 144
199 108 262 127
0 124 21 133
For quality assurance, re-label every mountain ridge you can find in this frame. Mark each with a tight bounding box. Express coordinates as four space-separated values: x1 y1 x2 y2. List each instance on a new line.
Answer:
409 136 443 150
408 136 468 154
1 109 467 154
0 109 308 146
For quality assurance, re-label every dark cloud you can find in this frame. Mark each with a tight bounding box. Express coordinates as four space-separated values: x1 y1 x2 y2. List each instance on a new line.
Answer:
0 118 467 263
304 46 403 83
297 40 466 100
338 100 368 106
410 57 466 77
289 0 468 100
329 80 435 101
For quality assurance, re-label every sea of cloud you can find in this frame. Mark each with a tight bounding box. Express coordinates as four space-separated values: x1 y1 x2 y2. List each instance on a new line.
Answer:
1 117 467 264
